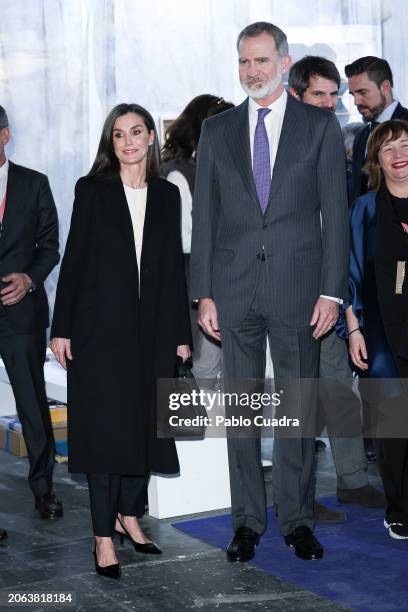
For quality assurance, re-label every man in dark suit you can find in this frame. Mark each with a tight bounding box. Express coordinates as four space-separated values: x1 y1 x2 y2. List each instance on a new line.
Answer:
346 56 408 204
191 23 349 561
0 105 62 520
289 56 385 514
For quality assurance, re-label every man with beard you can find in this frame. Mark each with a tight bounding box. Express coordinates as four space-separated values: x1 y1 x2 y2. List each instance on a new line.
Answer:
191 23 349 561
346 56 408 204
288 56 385 517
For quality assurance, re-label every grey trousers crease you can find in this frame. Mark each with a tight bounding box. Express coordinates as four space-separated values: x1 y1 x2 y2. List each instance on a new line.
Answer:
319 329 368 489
220 264 318 537
184 254 222 383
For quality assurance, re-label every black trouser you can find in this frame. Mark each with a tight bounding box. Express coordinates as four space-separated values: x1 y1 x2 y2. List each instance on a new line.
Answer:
87 473 148 536
0 309 54 496
374 438 408 524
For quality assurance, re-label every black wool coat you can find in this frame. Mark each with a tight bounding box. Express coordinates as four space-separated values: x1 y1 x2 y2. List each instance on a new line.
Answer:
51 175 191 474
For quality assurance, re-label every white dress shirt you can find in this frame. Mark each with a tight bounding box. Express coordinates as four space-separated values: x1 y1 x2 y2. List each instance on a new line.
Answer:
0 158 9 205
248 90 287 176
166 170 192 254
375 99 399 124
123 184 147 283
248 91 340 305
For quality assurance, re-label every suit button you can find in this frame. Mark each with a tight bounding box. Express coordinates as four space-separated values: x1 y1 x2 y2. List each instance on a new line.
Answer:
262 224 267 230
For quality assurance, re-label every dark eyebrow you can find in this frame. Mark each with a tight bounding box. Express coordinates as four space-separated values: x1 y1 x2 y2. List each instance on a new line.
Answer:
239 56 270 62
113 124 144 132
310 89 338 95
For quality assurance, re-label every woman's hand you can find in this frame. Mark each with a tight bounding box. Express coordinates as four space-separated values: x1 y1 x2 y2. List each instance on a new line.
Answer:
348 330 368 370
50 337 73 370
177 344 191 362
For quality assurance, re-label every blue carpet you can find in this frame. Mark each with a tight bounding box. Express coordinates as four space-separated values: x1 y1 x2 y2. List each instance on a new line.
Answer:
173 497 408 612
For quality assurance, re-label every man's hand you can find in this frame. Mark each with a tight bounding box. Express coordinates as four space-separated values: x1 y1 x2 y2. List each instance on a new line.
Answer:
1 273 32 305
310 297 339 339
50 338 73 370
348 330 368 370
177 344 192 362
197 298 221 341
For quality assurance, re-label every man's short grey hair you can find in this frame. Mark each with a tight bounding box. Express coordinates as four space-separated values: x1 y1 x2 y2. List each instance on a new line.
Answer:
236 22 289 57
0 106 9 131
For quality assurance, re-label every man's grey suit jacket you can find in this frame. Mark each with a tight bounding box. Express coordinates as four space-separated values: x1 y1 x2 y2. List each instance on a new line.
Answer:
190 94 350 329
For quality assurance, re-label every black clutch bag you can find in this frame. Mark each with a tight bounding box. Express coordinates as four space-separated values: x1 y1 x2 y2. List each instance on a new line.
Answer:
172 356 207 438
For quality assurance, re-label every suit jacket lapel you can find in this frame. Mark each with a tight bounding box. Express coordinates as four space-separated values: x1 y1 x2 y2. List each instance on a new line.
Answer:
266 95 303 214
392 102 404 119
223 99 260 213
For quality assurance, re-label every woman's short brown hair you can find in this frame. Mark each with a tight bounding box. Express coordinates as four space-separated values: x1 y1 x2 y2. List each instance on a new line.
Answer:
364 119 408 191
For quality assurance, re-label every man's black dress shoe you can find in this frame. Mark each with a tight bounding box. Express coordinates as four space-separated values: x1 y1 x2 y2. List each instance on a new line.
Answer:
93 548 120 579
284 526 323 560
35 493 64 519
226 526 260 562
0 528 8 540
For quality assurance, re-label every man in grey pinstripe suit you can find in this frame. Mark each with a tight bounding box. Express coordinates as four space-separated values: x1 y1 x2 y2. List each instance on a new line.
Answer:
190 22 350 561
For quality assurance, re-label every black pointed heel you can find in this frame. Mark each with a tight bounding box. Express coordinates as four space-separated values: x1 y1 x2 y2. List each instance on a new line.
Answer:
93 547 121 579
115 516 162 554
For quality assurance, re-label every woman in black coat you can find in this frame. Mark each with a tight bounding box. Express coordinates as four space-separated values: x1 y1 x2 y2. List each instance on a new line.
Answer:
51 104 191 577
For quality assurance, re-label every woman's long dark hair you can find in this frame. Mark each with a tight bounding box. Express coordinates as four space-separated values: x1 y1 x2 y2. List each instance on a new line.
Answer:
88 103 160 180
161 95 234 161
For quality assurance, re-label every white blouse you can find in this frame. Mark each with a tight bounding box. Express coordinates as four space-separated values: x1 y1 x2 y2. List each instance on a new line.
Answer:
123 184 147 283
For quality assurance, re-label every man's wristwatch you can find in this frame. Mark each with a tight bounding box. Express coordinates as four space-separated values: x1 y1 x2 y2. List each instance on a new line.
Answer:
28 280 36 294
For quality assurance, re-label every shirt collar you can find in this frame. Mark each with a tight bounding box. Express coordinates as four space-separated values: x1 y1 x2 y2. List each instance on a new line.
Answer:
0 158 9 181
248 89 287 118
375 100 399 124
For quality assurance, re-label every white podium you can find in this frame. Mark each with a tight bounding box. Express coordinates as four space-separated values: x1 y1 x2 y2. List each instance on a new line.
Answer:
148 437 231 519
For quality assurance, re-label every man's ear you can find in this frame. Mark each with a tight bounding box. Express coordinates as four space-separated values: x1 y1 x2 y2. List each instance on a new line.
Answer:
281 54 292 75
0 128 10 146
288 87 301 101
380 79 392 99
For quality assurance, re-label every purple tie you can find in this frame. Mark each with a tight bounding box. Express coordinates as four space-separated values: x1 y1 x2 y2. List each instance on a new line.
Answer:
253 108 271 213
